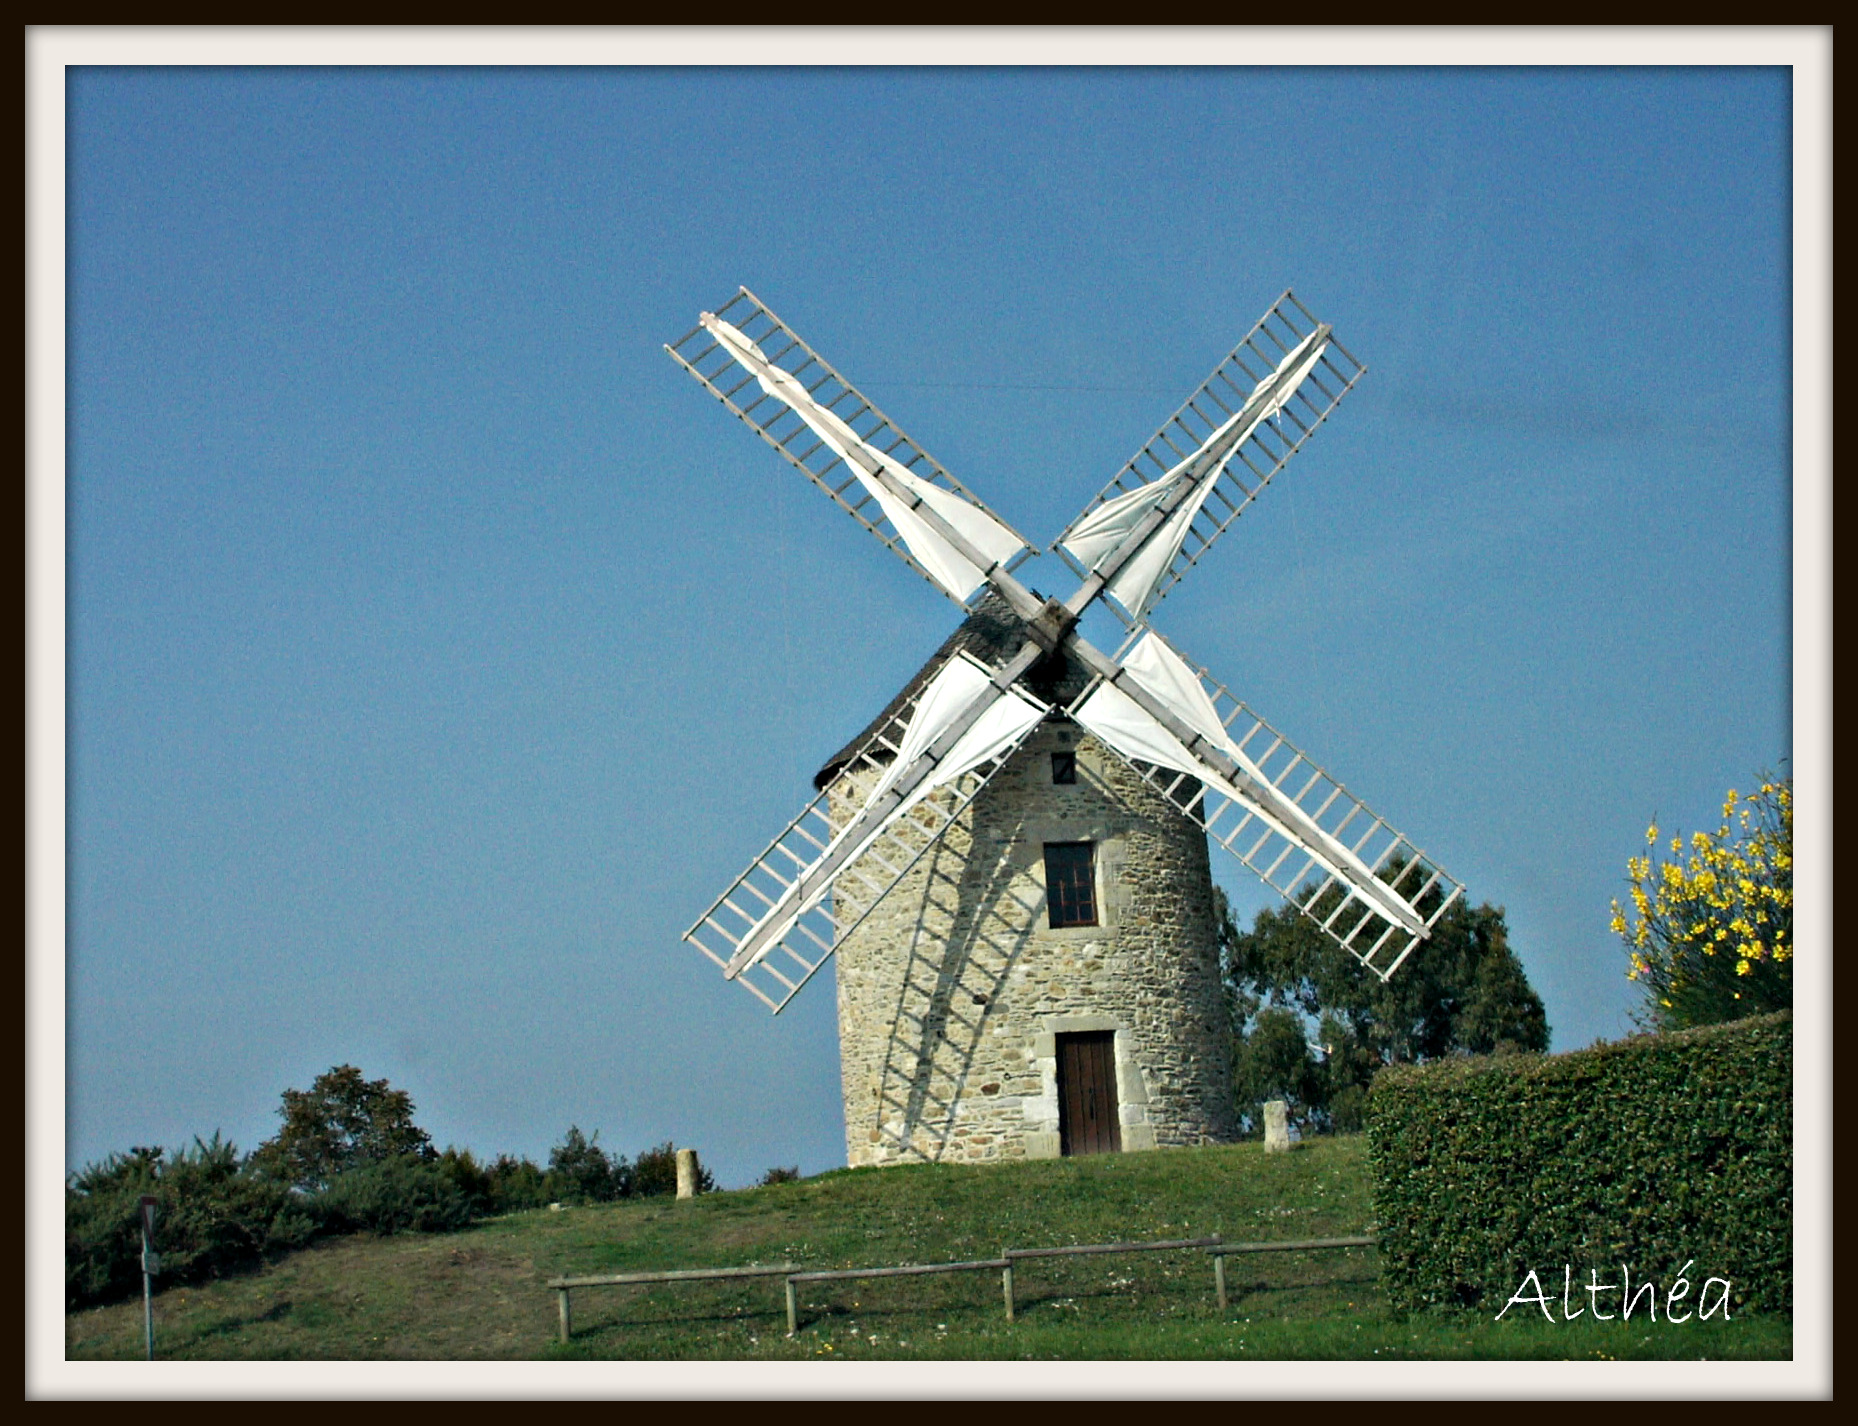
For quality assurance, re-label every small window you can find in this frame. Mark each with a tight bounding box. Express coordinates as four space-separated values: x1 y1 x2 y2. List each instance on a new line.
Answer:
1044 842 1098 928
1051 751 1077 785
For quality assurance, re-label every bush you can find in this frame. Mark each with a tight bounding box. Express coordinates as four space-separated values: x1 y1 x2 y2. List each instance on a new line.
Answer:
758 1165 801 1187
632 1141 714 1197
544 1126 629 1204
312 1155 479 1236
1612 776 1792 1030
485 1153 551 1214
69 1115 733 1306
433 1147 492 1215
65 1134 306 1309
1368 1012 1791 1317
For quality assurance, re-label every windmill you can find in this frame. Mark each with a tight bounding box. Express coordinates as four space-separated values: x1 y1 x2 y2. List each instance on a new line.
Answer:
666 288 1463 1166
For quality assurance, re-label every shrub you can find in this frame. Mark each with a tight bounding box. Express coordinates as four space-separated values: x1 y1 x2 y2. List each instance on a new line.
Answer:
65 1134 305 1309
1612 776 1792 1030
1368 1012 1791 1317
312 1155 479 1236
632 1141 714 1197
433 1146 492 1215
544 1126 629 1204
485 1153 551 1214
758 1165 801 1187
495 1155 551 1211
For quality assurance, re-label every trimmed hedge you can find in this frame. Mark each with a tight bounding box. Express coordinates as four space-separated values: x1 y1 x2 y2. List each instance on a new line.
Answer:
1368 1011 1790 1316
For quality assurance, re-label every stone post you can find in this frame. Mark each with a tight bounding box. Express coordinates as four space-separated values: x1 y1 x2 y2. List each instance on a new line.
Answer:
676 1147 701 1199
1263 1099 1291 1153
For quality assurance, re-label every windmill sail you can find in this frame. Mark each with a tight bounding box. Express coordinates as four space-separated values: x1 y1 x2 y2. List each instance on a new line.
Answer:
671 286 1456 1007
697 315 1026 604
864 653 1049 817
1073 632 1460 978
1061 326 1331 620
667 287 1034 608
683 655 1047 1012
1056 291 1365 622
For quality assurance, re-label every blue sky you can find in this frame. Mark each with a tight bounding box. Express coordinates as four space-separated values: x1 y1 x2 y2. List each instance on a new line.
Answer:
60 60 1798 1193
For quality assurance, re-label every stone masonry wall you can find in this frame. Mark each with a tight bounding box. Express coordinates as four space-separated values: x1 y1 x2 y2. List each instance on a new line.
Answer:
830 716 1237 1167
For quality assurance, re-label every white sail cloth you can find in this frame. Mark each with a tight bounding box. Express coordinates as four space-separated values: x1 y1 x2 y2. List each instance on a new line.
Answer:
1060 326 1331 619
728 653 1046 975
1071 633 1425 938
701 315 1025 603
866 652 1048 818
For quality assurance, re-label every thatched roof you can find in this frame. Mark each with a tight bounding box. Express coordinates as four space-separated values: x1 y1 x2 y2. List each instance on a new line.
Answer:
813 589 1090 790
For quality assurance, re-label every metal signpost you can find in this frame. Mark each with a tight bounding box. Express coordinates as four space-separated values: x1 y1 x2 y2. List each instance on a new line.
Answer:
138 1194 159 1360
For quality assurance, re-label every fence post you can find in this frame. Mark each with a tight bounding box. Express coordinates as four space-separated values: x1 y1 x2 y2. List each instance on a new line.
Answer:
1002 1259 1015 1323
785 1277 799 1337
1213 1252 1228 1311
558 1287 572 1344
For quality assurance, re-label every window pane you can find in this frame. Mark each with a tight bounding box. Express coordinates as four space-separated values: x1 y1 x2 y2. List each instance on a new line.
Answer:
1044 842 1097 928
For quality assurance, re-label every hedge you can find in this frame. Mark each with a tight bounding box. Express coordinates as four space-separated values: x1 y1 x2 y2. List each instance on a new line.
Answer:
1367 1011 1790 1317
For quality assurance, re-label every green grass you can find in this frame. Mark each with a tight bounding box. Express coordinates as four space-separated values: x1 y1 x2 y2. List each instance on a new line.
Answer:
65 1138 1789 1361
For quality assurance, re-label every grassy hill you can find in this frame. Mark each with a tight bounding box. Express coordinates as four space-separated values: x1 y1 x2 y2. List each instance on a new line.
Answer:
65 1137 1786 1361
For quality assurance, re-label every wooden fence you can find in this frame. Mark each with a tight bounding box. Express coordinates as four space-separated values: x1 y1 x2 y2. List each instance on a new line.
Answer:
546 1233 1376 1342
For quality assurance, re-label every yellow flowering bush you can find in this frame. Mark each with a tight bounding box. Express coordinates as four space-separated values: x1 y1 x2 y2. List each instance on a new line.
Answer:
1611 774 1791 1030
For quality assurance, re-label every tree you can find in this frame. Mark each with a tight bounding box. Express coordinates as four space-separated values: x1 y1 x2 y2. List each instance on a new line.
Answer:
1232 1006 1325 1126
1611 774 1792 1031
1220 873 1549 1136
545 1125 629 1203
252 1065 434 1191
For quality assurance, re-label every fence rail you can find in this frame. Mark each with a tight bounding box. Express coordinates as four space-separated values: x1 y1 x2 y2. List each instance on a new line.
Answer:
545 1263 798 1343
547 1233 1376 1341
1204 1234 1376 1310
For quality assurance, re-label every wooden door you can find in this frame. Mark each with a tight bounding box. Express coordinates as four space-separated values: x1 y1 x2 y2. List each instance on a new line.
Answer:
1057 1031 1122 1156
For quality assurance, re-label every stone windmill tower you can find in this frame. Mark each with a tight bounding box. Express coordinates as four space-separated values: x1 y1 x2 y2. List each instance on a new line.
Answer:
667 288 1463 1168
817 594 1231 1165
